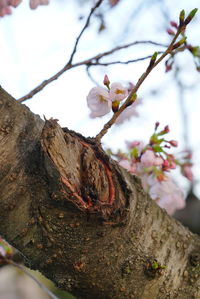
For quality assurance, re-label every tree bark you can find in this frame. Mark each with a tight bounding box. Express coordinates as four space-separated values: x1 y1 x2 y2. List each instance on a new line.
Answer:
0 86 200 299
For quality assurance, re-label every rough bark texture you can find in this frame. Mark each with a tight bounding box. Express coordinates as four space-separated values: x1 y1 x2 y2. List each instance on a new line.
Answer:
0 86 200 299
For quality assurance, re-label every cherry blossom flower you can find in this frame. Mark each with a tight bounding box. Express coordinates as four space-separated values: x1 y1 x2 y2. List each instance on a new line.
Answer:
0 5 11 16
141 150 163 168
148 177 185 215
87 87 112 117
115 102 139 124
0 0 49 16
181 164 193 181
30 0 49 10
118 159 137 174
10 0 21 7
109 82 128 102
126 140 141 150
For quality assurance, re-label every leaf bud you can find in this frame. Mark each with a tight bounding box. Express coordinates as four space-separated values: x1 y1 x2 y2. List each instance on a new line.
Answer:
172 36 187 50
184 8 198 25
179 10 185 27
148 52 158 69
112 100 119 112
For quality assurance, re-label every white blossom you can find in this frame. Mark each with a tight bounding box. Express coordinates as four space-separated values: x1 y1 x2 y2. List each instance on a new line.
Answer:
87 87 112 117
118 159 137 174
109 82 128 102
115 102 139 124
141 150 163 167
148 177 185 215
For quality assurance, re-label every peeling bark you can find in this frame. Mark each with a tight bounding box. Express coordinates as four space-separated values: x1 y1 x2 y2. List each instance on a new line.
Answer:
0 86 200 299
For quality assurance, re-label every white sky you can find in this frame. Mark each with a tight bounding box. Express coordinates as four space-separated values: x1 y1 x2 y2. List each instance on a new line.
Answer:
0 0 200 195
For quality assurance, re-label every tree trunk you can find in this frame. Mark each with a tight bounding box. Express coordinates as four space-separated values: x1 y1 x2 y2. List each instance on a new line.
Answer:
0 86 200 299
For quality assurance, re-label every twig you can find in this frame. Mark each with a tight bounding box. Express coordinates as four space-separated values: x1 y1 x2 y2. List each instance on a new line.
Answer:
18 0 104 103
18 40 166 103
95 28 183 141
87 52 164 66
67 0 104 65
86 65 100 86
91 41 167 61
6 259 59 299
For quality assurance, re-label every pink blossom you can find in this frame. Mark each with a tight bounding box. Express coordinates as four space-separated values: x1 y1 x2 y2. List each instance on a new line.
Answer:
181 165 193 181
141 150 163 168
158 193 185 215
87 87 111 117
109 82 128 102
126 140 142 150
118 159 137 174
149 177 185 215
0 3 12 16
10 0 21 7
115 102 139 124
30 0 49 9
0 0 21 14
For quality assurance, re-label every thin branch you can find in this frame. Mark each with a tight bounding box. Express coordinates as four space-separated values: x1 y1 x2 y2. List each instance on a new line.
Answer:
6 259 59 299
18 40 166 103
95 28 183 141
87 52 164 66
86 65 100 86
91 41 167 61
67 0 104 65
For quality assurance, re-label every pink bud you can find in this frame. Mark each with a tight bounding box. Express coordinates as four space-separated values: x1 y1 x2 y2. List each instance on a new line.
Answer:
164 125 170 133
162 159 170 171
109 0 120 7
127 82 135 92
155 122 160 131
165 60 173 72
103 75 110 88
169 140 178 147
170 21 178 28
167 28 175 35
181 164 193 181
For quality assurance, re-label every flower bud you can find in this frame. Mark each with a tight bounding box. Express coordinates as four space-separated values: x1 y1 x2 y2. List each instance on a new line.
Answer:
103 74 110 89
172 37 187 50
169 140 178 147
170 21 178 28
155 122 160 131
164 125 170 133
167 28 175 35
